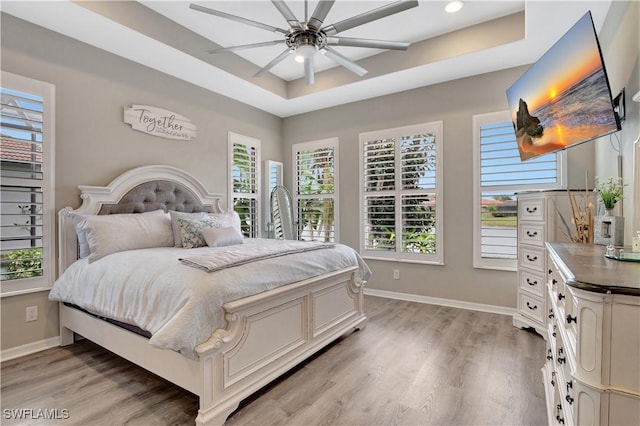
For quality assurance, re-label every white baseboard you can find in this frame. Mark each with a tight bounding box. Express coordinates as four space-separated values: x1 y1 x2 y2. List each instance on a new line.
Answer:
364 288 516 316
1 336 59 362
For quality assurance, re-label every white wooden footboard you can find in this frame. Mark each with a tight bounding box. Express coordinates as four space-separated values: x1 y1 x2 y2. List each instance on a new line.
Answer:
59 266 366 426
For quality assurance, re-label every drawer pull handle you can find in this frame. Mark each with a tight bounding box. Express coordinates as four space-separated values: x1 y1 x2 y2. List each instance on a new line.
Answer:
556 405 565 424
558 293 565 301
526 206 538 213
552 279 558 285
566 381 573 392
547 349 553 360
548 309 554 319
565 395 574 405
526 278 537 286
526 254 538 262
549 268 553 275
526 302 537 310
526 230 538 237
557 356 566 364
566 314 577 324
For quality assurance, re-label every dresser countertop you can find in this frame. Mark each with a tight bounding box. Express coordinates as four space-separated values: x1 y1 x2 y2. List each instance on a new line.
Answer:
546 243 640 295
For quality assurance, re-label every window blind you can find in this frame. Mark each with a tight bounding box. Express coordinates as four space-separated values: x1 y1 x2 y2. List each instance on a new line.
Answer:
360 122 442 262
294 141 337 242
1 86 45 282
478 120 558 260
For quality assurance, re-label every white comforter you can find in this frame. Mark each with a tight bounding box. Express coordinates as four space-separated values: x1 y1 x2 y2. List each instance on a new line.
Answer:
49 239 370 359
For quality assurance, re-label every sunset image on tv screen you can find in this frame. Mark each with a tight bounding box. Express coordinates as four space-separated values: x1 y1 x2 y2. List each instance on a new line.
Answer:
506 11 619 161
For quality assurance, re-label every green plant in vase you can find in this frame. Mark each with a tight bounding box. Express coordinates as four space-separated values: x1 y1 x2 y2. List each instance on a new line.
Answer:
594 176 624 214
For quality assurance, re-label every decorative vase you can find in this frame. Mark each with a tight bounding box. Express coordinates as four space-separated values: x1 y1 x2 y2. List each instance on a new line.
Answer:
594 207 624 246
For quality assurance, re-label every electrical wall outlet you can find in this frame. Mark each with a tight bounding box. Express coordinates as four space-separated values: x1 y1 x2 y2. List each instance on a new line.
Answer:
26 306 38 322
393 269 400 280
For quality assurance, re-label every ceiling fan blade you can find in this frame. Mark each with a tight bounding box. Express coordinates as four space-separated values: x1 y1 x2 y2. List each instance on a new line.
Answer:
321 47 368 77
304 57 315 85
271 0 302 29
322 0 419 36
190 3 288 34
307 0 335 30
327 36 410 51
208 40 284 54
254 48 294 78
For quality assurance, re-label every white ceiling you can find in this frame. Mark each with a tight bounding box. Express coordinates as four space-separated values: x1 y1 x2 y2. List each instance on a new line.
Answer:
1 1 613 118
140 0 526 81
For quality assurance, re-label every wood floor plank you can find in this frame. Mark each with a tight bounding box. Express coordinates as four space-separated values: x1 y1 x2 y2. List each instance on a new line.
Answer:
1 296 547 425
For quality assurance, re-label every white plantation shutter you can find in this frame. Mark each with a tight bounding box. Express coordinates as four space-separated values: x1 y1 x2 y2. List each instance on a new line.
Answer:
473 112 564 270
229 132 260 238
1 72 55 295
360 122 443 264
293 138 338 242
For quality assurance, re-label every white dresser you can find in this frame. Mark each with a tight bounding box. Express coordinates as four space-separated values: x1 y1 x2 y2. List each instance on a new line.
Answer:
513 191 573 337
543 243 639 426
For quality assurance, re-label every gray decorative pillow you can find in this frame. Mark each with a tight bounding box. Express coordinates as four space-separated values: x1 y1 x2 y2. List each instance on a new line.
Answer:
202 226 244 248
176 216 217 248
169 211 207 247
67 212 90 258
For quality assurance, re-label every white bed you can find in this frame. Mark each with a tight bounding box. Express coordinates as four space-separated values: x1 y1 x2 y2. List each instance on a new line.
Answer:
54 165 368 425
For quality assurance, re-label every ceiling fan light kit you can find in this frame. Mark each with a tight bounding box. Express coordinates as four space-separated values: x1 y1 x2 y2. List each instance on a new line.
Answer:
190 0 419 85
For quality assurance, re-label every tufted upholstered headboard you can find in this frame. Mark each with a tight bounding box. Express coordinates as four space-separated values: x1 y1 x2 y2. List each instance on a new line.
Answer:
97 180 214 215
58 165 223 274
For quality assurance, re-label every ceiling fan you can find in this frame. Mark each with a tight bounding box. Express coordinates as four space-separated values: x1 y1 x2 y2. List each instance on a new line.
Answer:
189 0 420 85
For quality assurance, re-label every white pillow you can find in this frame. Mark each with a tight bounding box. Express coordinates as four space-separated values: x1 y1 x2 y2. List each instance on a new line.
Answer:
80 209 174 262
205 211 242 235
202 226 244 248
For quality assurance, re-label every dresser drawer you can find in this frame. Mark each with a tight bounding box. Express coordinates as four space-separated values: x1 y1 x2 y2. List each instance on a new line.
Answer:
519 291 545 323
519 268 545 297
519 223 545 246
519 198 545 221
519 245 545 272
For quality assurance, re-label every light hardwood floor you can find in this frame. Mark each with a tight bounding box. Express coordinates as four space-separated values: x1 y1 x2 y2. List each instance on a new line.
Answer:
1 296 547 425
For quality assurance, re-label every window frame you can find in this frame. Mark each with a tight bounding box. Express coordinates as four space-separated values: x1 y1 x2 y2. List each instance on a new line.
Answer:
292 137 340 242
359 121 443 265
1 71 56 297
472 111 566 271
228 131 261 238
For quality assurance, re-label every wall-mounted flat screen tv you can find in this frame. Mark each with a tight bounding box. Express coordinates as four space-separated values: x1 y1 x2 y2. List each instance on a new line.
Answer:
506 11 620 161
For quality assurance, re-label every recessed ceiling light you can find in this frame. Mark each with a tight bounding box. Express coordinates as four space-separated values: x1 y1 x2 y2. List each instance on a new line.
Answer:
445 1 464 13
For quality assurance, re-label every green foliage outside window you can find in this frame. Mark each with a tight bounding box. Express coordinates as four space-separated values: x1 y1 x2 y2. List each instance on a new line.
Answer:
366 136 436 253
1 248 42 280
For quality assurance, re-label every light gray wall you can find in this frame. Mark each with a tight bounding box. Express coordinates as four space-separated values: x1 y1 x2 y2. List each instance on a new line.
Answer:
0 14 283 351
282 66 596 309
595 1 639 241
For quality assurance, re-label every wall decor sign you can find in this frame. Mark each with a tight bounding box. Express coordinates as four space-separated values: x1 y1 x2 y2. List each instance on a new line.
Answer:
123 105 196 140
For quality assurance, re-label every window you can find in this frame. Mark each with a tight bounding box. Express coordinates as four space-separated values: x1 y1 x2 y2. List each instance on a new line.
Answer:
293 138 338 242
359 122 443 264
1 72 55 296
473 111 565 270
228 132 260 238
